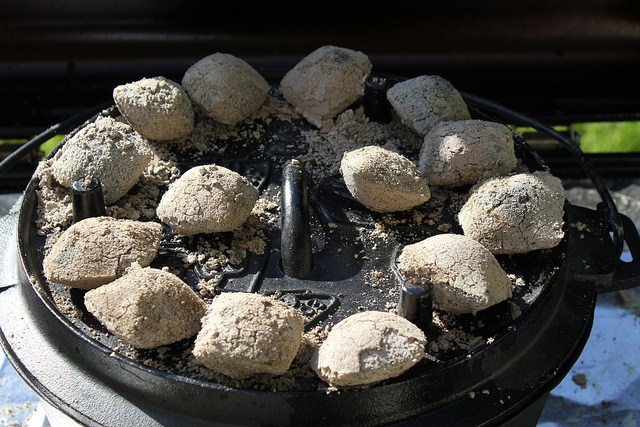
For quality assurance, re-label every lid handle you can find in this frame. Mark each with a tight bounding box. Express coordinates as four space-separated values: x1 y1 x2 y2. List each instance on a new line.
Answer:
280 160 313 278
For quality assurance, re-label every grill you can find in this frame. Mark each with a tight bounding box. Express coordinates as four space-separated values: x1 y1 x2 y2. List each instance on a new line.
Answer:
1 2 640 426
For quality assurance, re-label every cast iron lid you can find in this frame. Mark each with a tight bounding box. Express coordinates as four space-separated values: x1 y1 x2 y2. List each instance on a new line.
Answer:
19 84 563 367
9 76 640 425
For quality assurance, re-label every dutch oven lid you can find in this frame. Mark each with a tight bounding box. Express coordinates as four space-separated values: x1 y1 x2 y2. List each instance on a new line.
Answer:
18 86 565 371
8 75 640 425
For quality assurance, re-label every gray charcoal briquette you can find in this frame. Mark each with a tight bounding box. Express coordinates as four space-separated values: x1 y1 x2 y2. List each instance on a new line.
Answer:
280 45 372 129
396 234 512 314
156 165 259 236
311 311 426 387
386 75 470 136
182 53 269 125
193 292 305 379
43 216 163 290
458 172 566 254
50 115 152 204
419 120 517 186
84 265 207 349
113 76 194 141
340 145 431 212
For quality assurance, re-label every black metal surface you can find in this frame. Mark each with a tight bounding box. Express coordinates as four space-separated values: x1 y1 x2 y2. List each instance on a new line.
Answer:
397 277 433 332
71 177 106 223
601 205 640 292
363 76 393 124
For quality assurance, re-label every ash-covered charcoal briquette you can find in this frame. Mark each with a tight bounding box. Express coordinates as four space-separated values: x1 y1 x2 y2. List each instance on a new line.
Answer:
419 120 517 186
156 165 259 236
280 45 372 129
43 216 163 290
84 265 207 349
340 145 431 213
311 311 426 387
113 76 194 141
50 115 152 205
386 75 471 136
182 53 269 125
396 234 512 315
458 172 566 254
193 292 305 379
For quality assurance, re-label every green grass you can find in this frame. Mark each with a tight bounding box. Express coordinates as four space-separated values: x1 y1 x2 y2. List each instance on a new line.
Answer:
572 121 640 153
514 122 640 153
40 134 65 157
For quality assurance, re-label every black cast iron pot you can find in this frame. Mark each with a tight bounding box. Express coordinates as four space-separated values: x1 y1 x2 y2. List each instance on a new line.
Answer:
1 77 639 427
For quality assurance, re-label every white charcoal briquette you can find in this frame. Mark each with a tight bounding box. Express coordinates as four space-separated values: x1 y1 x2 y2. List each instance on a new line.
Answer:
50 116 152 204
84 265 207 349
396 234 512 314
419 119 517 186
156 165 259 236
311 311 426 387
340 145 431 212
